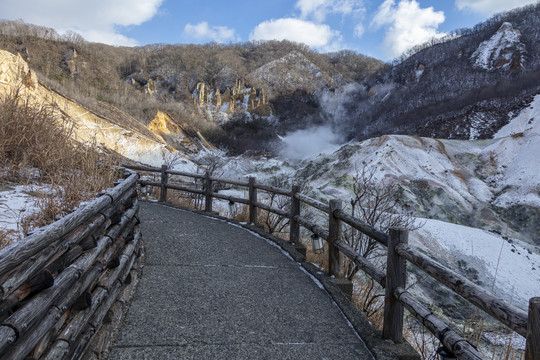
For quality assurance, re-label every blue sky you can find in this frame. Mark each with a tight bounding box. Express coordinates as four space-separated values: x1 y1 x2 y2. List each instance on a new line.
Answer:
0 0 537 60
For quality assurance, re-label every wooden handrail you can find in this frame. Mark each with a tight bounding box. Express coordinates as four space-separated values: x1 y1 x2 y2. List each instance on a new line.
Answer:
294 215 329 240
333 209 388 247
333 240 385 287
210 176 249 187
395 243 528 336
294 192 330 213
394 287 484 360
212 192 249 205
254 201 290 218
0 173 142 359
254 183 292 196
168 169 205 179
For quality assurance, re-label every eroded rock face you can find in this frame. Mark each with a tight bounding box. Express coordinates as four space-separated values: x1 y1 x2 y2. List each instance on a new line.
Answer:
0 51 38 89
0 49 197 168
471 22 526 71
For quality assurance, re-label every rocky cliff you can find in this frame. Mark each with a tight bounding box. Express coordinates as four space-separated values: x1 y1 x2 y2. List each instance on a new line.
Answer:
0 50 207 168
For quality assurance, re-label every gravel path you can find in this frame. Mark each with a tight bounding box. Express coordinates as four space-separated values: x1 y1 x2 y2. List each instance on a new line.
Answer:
108 201 373 359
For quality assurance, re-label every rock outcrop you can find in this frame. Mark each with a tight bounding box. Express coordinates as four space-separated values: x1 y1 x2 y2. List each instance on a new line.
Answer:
192 79 269 121
249 51 332 98
147 111 214 154
471 22 526 71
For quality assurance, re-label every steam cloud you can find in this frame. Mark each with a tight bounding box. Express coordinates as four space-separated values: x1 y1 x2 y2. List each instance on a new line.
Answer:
278 126 343 160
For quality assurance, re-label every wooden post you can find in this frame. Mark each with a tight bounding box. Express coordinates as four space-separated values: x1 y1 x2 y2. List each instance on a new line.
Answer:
290 185 300 244
526 297 540 360
248 177 257 225
383 228 408 343
204 172 213 212
328 200 342 278
159 165 168 202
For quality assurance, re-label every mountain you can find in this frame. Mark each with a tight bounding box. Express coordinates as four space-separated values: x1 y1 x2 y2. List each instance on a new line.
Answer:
0 20 385 155
2 4 537 157
341 4 540 143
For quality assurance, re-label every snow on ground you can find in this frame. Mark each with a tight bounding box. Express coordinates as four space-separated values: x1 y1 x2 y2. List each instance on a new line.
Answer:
0 184 53 241
411 218 539 310
486 94 540 208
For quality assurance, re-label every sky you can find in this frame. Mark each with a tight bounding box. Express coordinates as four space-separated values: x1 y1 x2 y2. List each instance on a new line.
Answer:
0 0 537 60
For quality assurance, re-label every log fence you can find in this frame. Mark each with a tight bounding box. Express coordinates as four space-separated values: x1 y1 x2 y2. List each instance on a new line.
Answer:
0 171 143 359
127 163 539 360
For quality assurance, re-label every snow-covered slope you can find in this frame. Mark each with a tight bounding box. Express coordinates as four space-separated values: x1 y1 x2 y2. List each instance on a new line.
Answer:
293 95 540 242
489 95 540 208
412 218 539 309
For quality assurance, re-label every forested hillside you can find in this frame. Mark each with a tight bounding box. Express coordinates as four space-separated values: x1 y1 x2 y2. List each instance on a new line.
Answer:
343 3 540 142
0 3 538 155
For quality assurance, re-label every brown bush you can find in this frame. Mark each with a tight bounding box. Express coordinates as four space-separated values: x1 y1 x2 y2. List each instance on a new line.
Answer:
0 90 120 243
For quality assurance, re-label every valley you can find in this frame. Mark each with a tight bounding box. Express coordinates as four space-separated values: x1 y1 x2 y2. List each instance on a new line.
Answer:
0 3 539 357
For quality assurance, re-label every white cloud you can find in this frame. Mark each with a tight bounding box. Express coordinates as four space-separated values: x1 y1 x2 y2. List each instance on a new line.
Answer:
455 0 538 15
354 23 365 38
183 22 238 43
371 0 445 59
250 18 342 51
295 0 365 22
0 0 163 46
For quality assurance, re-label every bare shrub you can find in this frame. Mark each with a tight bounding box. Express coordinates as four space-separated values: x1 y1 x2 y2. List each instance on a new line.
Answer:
231 203 249 223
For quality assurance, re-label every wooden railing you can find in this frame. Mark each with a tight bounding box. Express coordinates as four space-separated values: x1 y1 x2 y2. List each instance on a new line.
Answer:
127 164 539 360
0 171 143 360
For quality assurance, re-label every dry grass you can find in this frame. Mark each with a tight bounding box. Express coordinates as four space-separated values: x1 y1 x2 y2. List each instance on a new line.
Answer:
230 203 250 223
0 90 119 246
167 189 205 210
351 276 385 329
0 229 14 249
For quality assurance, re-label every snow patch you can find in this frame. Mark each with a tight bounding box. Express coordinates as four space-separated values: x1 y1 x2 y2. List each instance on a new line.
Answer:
0 184 56 242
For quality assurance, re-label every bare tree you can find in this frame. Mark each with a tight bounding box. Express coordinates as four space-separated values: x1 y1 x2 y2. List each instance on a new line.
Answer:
197 153 226 177
260 175 291 235
343 162 419 280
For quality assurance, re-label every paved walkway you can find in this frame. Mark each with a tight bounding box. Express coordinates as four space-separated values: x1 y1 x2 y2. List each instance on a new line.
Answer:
108 201 373 359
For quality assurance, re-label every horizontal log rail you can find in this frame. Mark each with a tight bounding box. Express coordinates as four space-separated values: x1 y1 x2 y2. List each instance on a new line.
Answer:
395 243 528 337
254 183 292 197
333 209 388 247
124 163 537 360
167 183 205 195
294 215 329 240
210 176 249 187
212 192 249 205
167 169 205 179
254 200 290 218
0 171 143 359
333 240 385 287
294 192 330 214
393 286 483 360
